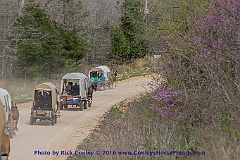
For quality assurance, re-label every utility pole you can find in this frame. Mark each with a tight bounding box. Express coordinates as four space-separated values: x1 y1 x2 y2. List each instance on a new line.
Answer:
144 0 150 59
144 0 149 14
18 0 24 10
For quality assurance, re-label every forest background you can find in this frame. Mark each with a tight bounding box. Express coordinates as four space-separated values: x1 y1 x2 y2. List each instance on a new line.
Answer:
0 0 239 159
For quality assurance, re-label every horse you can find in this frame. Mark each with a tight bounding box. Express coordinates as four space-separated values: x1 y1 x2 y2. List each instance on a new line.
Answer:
109 71 117 87
10 105 19 132
1 133 10 159
87 86 93 107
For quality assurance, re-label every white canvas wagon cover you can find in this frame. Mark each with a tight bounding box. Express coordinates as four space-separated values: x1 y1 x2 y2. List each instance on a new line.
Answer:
89 65 111 79
34 82 57 91
62 73 87 80
96 66 110 73
60 72 88 98
0 88 12 122
0 100 6 145
32 82 58 110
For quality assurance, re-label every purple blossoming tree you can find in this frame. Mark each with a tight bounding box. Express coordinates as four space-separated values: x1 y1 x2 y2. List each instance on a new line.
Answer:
150 0 240 127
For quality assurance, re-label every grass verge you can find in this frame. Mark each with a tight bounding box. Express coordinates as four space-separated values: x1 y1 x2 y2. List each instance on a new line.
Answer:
67 93 240 160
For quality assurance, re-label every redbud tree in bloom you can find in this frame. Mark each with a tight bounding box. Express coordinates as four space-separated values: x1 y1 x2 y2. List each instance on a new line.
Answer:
150 0 239 125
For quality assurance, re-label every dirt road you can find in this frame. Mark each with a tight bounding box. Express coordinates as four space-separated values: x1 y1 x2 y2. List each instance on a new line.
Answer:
9 77 151 160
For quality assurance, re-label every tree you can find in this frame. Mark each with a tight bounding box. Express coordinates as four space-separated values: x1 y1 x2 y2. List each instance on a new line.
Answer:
146 0 210 54
13 1 89 78
109 27 129 63
0 0 20 79
109 0 148 63
150 0 240 128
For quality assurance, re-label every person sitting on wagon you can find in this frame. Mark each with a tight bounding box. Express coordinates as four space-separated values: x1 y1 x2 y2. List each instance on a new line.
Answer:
73 83 79 95
100 73 105 83
65 82 73 95
94 76 99 83
90 77 94 84
36 91 44 109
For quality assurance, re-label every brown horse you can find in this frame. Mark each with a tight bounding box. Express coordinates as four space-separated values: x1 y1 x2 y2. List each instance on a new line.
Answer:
11 105 19 132
109 71 117 87
1 133 10 159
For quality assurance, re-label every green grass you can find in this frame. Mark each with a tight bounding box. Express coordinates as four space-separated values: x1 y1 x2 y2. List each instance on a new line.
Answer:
117 67 150 81
12 94 32 103
108 106 122 118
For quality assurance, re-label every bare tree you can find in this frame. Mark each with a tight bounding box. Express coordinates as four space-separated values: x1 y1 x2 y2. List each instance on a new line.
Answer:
0 0 19 80
80 0 123 64
0 0 124 80
43 0 124 65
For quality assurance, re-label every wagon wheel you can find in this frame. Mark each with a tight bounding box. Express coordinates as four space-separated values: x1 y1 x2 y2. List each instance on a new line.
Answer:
30 117 34 125
84 101 88 109
103 84 107 90
79 102 84 111
54 115 57 124
59 102 63 110
51 115 55 125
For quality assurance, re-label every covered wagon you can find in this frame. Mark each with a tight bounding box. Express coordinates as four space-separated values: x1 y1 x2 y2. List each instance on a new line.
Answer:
89 65 112 90
59 73 92 111
30 82 60 125
0 88 14 138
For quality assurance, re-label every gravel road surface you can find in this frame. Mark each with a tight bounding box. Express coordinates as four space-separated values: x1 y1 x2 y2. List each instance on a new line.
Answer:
9 77 151 160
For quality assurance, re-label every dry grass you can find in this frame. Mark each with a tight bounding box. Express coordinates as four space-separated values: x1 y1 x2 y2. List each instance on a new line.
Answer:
0 76 61 103
0 57 151 103
67 94 240 160
197 127 240 160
